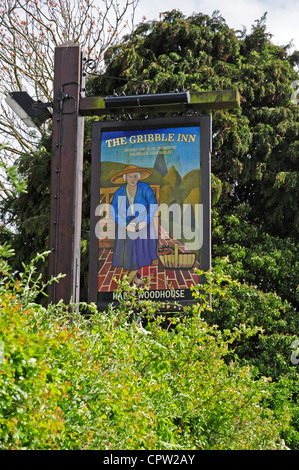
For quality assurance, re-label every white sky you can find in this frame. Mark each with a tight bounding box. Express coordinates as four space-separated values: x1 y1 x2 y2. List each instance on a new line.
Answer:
134 0 299 51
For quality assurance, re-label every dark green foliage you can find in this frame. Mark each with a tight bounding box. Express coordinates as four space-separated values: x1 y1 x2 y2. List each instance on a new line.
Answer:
200 255 298 449
212 205 299 308
0 133 52 275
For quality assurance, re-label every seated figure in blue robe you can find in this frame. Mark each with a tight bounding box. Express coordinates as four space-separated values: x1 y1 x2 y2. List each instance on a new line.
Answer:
110 165 158 284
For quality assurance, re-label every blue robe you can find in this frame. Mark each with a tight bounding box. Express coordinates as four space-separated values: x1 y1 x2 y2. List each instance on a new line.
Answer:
111 181 158 270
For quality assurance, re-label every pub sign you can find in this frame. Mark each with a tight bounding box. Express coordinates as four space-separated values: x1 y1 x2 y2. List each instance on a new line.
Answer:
88 116 211 310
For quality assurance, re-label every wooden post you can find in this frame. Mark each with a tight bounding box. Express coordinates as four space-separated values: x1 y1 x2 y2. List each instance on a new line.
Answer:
48 42 84 306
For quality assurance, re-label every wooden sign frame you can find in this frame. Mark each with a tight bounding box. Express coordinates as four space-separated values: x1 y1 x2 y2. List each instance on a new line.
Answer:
88 115 211 311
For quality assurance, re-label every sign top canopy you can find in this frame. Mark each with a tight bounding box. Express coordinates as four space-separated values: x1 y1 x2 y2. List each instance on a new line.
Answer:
79 89 240 116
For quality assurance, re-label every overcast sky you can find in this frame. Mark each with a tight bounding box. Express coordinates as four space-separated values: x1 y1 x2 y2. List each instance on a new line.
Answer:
134 0 299 51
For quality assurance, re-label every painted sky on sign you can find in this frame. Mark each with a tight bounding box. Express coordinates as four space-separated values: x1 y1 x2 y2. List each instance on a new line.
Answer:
101 126 200 177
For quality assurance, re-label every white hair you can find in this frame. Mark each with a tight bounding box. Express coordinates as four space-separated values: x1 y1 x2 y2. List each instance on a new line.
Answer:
123 171 141 182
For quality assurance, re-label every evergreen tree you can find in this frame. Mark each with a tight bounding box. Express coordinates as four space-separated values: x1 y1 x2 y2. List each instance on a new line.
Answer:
89 10 299 238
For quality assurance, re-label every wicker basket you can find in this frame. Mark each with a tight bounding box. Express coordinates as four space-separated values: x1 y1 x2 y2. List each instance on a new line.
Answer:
158 243 195 269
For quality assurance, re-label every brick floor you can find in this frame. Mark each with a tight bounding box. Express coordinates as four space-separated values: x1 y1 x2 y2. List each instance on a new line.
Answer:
98 225 200 291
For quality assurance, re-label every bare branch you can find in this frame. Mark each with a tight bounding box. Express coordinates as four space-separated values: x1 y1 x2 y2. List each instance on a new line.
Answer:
0 0 139 198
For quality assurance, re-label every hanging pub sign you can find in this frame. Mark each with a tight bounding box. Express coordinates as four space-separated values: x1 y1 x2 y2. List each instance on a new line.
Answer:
88 116 211 311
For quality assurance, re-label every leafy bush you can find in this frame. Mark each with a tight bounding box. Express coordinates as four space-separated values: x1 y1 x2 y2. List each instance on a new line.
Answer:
200 256 299 449
0 246 291 449
213 205 299 308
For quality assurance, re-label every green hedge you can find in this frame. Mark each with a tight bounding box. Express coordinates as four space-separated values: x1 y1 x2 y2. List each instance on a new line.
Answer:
0 245 292 449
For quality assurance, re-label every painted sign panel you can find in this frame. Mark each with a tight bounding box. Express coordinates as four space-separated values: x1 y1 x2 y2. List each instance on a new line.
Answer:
89 117 211 310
